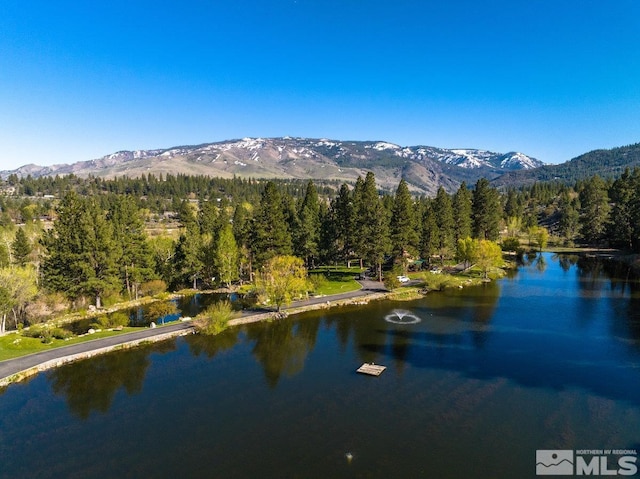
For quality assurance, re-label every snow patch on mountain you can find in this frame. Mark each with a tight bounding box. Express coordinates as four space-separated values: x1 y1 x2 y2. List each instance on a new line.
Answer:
366 142 400 151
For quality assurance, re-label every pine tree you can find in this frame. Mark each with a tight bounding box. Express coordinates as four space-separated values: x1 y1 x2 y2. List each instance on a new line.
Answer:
232 203 251 249
579 175 610 245
250 182 292 267
453 182 472 242
608 169 635 249
434 186 455 258
354 173 390 281
11 227 31 266
42 192 119 307
558 191 580 244
177 199 198 231
42 191 84 298
331 183 355 263
79 199 120 308
108 196 155 299
419 202 439 264
318 201 337 265
503 189 523 219
173 225 204 289
628 169 640 252
198 199 218 236
390 179 419 261
296 180 321 268
232 204 253 282
472 178 502 240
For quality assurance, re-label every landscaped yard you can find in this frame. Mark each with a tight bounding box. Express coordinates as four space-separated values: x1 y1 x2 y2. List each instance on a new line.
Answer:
308 266 363 296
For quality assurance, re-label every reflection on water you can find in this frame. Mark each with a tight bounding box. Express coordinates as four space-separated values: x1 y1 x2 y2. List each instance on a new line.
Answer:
186 327 239 359
1 253 640 478
247 316 321 387
48 341 176 419
39 254 640 412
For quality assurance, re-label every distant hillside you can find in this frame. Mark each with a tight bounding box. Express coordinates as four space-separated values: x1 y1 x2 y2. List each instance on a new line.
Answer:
0 137 543 195
493 143 640 188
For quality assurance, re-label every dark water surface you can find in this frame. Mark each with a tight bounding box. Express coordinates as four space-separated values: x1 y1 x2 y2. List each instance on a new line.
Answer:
1 253 640 478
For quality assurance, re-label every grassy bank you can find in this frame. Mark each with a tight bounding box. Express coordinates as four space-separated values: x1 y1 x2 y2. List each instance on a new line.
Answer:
0 327 145 362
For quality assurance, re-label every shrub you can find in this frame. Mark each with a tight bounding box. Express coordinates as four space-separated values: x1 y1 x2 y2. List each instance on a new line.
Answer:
194 301 236 336
51 328 74 340
139 280 167 297
107 311 130 328
308 273 328 292
22 325 45 338
90 311 130 330
101 293 123 308
383 274 400 290
383 265 404 290
40 329 53 344
501 237 521 253
22 325 56 343
421 272 452 291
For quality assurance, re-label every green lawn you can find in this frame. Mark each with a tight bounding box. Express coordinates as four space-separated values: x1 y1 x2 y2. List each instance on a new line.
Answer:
313 278 361 296
308 266 363 296
0 327 145 362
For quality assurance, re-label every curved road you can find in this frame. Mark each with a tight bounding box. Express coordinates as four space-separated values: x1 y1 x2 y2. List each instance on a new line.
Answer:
0 279 388 383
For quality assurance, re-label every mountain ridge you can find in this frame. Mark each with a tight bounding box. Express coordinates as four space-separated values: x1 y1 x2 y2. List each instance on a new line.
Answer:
0 137 543 195
492 142 640 187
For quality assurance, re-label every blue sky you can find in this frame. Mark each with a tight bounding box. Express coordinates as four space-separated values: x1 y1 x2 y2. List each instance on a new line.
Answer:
1 0 639 169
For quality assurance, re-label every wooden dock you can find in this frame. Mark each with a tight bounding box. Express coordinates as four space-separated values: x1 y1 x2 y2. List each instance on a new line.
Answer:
356 363 386 376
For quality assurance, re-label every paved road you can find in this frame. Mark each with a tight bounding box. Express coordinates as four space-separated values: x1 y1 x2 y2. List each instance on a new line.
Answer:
0 321 195 382
0 279 388 382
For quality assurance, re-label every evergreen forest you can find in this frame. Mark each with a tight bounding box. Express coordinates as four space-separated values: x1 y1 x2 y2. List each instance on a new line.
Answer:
1 167 640 332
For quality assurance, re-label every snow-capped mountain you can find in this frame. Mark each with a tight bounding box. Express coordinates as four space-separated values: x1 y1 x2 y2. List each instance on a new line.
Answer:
0 137 544 194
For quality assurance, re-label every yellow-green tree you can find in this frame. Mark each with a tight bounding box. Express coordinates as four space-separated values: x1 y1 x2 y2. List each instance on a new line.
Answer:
476 240 503 279
215 223 239 288
257 255 309 312
532 226 549 252
0 266 37 332
455 237 478 271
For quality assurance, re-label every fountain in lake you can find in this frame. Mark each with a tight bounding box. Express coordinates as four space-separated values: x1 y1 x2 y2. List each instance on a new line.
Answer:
384 309 421 325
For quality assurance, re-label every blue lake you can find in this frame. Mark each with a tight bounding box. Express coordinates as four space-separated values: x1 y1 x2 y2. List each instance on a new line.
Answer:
1 253 639 478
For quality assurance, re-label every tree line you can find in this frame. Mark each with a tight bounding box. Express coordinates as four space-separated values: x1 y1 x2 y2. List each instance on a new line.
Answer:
2 167 640 331
0 172 503 330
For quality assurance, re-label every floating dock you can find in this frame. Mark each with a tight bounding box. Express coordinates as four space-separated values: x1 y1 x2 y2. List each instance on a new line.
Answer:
356 363 386 376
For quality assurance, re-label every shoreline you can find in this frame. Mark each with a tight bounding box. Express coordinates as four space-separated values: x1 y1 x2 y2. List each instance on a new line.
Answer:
0 328 195 387
0 285 397 387
0 263 516 388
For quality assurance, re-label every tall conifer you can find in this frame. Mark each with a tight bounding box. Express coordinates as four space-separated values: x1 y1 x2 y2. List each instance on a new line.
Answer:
250 182 292 267
472 178 502 240
434 186 455 256
390 179 419 259
297 180 321 268
453 182 472 242
354 173 390 281
11 228 31 267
